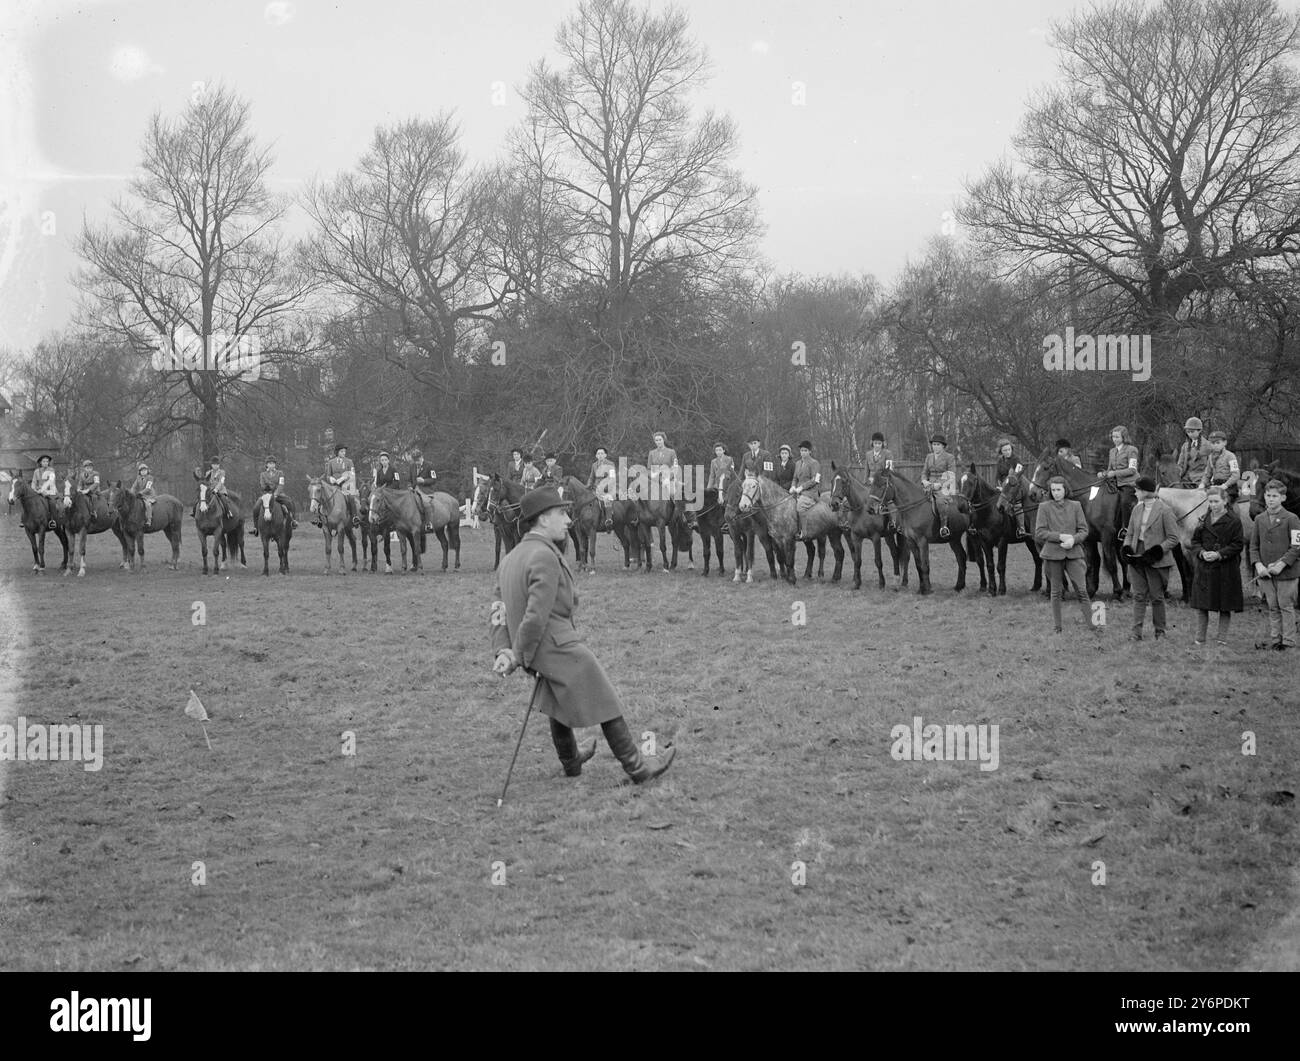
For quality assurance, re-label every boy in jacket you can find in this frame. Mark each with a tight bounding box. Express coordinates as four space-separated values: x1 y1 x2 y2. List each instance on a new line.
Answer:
1248 479 1300 650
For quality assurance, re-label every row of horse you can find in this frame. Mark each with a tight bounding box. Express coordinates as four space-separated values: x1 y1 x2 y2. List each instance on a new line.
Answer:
6 474 464 577
476 456 1293 602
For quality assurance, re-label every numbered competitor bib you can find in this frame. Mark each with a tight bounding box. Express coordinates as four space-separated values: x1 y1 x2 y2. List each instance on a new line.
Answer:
763 461 773 472
1291 529 1300 548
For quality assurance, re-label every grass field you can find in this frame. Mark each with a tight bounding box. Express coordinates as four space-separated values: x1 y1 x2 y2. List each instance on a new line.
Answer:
1 517 1297 971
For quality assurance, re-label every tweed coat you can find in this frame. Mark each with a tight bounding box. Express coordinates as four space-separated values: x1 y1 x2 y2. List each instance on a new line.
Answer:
1124 498 1181 568
1189 511 1244 613
490 530 623 728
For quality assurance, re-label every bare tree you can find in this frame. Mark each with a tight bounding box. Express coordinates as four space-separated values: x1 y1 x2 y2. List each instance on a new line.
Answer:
77 84 311 459
960 0 1300 435
520 0 761 314
300 116 508 398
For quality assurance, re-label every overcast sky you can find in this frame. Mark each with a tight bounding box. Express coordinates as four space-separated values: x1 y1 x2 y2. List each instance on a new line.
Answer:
1 0 1089 352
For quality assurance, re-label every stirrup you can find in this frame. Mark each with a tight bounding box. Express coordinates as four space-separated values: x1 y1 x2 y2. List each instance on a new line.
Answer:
939 524 950 538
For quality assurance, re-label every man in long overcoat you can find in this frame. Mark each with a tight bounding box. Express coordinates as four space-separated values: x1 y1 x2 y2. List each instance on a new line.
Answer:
490 487 676 783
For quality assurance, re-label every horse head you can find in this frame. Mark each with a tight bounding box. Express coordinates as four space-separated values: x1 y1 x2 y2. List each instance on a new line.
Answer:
998 471 1028 518
738 475 761 512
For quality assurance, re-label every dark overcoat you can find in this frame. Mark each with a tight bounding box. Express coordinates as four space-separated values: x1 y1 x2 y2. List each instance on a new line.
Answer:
1190 511 1245 613
490 530 623 728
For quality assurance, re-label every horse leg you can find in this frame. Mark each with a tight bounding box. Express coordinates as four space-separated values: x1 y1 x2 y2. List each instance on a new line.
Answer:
201 533 210 575
263 529 271 575
997 538 1008 596
951 532 967 592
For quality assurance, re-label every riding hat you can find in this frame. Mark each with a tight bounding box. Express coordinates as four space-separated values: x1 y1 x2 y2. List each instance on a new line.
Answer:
1184 417 1203 431
996 438 1011 450
334 443 348 455
410 448 423 458
81 458 93 466
378 451 390 460
545 452 557 460
138 463 149 471
1055 439 1071 450
778 444 792 455
208 455 221 464
1135 476 1158 493
798 440 813 451
871 432 885 443
519 487 573 522
747 434 761 444
36 454 52 464
264 456 277 465
930 434 946 446
1208 430 1227 442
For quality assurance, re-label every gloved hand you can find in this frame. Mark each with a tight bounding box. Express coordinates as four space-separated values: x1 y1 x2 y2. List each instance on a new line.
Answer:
493 649 519 676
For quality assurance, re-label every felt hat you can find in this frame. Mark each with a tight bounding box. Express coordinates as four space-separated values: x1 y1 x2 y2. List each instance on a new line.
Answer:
520 487 572 521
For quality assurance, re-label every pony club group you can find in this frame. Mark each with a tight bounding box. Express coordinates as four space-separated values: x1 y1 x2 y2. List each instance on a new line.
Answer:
9 419 1300 651
478 423 1300 653
6 443 464 578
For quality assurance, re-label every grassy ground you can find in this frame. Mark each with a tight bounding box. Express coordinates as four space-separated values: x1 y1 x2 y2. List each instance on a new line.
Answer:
0 520 1296 970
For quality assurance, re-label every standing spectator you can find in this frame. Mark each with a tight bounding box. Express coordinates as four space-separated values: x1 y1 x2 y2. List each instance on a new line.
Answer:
1189 486 1244 650
1122 476 1181 642
1034 475 1099 637
1248 479 1300 651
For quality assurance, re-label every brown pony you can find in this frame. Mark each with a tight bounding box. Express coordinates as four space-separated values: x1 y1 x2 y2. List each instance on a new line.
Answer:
827 463 903 590
368 485 424 573
869 468 969 595
64 487 131 577
8 475 69 573
112 484 184 571
1028 452 1127 600
194 486 246 575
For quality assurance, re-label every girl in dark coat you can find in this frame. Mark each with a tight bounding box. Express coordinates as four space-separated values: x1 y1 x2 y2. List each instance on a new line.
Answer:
1189 486 1244 647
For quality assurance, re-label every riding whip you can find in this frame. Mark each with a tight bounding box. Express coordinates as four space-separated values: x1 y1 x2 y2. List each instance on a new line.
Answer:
498 674 542 808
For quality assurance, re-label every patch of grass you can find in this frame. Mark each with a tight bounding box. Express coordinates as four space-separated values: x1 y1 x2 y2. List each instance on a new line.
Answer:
0 527 1296 970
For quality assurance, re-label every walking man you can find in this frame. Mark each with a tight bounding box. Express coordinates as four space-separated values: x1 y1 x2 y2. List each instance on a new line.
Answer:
490 487 676 784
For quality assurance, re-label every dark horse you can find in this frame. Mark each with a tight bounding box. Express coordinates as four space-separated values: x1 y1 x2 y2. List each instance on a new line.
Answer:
631 464 691 574
65 487 131 577
961 464 1042 596
251 490 292 575
111 484 184 571
8 476 69 573
1028 452 1127 600
828 463 903 590
194 485 246 575
995 470 1048 597
560 477 602 573
477 475 524 571
869 468 969 595
688 472 730 577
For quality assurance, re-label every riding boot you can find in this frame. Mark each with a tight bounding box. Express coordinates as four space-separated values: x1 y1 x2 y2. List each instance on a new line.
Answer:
935 497 950 538
550 718 597 777
603 503 613 530
1014 505 1026 539
602 716 675 783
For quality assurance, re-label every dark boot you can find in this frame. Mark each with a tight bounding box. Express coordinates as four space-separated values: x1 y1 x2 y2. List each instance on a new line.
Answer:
935 496 950 538
602 716 675 783
550 719 598 777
